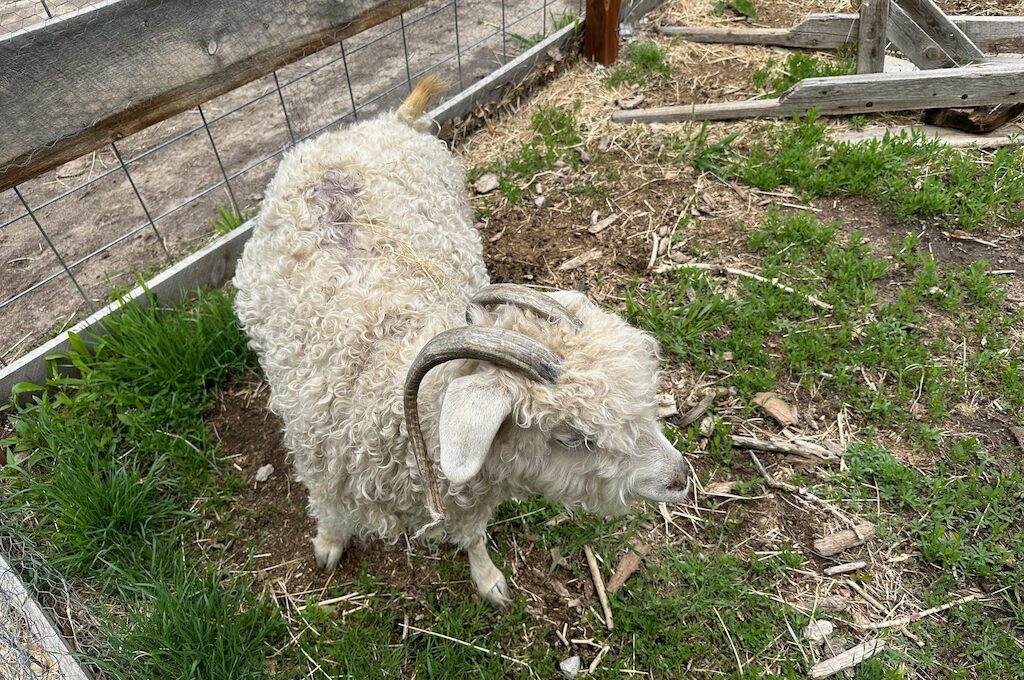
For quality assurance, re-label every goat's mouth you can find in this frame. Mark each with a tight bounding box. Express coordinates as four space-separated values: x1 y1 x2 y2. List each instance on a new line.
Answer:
635 473 693 503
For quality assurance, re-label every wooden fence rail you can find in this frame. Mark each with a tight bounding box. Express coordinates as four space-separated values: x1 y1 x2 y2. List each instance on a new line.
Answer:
0 0 424 192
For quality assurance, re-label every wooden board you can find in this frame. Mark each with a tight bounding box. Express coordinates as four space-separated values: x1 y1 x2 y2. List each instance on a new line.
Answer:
894 0 983 61
583 0 623 65
612 65 1024 123
0 0 424 192
888 3 954 69
659 14 1024 54
857 0 890 74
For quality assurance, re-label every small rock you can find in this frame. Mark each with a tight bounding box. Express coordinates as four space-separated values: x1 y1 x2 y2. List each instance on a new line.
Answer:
618 95 646 110
699 415 716 437
255 464 274 483
597 136 611 153
473 173 500 194
559 656 581 678
803 619 835 646
534 195 546 208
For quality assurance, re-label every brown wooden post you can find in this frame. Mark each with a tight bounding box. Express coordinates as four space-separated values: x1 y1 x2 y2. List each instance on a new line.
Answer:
857 0 891 73
584 0 623 65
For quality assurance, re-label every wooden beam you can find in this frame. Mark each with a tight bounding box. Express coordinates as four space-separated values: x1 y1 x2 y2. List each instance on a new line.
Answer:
659 14 1024 54
893 0 983 61
888 3 955 69
0 0 424 193
612 65 1024 123
857 0 891 73
583 0 623 65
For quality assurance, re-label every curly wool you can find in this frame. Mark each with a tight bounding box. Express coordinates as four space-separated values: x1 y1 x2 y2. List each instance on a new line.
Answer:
234 110 667 550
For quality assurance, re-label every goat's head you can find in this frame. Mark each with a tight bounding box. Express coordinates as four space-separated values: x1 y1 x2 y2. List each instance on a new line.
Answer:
404 285 692 522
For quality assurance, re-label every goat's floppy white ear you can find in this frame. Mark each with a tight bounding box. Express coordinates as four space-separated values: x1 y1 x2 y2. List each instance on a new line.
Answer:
439 375 512 485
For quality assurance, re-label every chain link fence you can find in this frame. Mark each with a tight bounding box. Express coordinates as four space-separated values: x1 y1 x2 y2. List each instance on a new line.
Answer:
0 0 582 369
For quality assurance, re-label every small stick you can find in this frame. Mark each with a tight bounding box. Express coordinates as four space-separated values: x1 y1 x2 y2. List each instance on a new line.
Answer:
854 594 977 630
606 543 652 594
845 579 886 614
401 623 538 677
824 560 867 576
583 545 614 630
731 434 834 461
679 391 718 427
749 452 854 527
655 262 833 311
808 639 886 679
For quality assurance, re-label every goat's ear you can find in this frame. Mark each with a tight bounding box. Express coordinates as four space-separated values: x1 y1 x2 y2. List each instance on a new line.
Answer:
438 374 512 485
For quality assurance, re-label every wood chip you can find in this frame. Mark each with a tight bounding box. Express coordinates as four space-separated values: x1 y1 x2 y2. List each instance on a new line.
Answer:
753 391 798 426
473 172 499 194
588 212 619 234
606 543 651 594
824 560 867 576
656 392 678 418
808 639 886 679
704 480 738 495
814 522 876 557
618 95 646 109
557 248 602 271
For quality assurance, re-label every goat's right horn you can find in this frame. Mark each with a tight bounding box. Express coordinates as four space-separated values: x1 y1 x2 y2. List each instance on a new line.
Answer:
466 284 583 331
404 325 562 524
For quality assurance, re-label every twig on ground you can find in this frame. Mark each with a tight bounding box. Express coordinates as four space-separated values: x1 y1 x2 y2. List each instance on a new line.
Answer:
654 262 833 311
584 545 614 630
845 579 886 614
731 434 834 461
401 623 538 678
714 606 744 675
854 594 977 630
679 392 718 428
748 452 854 527
814 523 876 557
823 561 867 576
810 640 886 679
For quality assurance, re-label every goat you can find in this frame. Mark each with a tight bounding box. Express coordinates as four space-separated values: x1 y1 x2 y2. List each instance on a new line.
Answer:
232 77 692 605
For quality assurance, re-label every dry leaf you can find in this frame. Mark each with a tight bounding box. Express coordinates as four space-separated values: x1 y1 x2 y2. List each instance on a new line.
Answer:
753 391 798 426
606 543 651 594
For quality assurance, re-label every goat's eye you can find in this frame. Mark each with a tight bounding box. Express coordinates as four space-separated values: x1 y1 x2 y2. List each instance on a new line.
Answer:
557 432 595 451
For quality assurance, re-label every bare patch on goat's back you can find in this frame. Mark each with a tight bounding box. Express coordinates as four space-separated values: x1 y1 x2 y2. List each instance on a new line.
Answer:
305 169 367 253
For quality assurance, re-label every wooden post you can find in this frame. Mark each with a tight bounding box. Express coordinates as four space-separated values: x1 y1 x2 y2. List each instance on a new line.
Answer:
894 0 983 61
584 0 623 65
857 0 891 73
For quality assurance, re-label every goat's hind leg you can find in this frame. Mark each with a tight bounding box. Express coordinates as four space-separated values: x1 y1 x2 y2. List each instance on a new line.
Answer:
465 535 510 607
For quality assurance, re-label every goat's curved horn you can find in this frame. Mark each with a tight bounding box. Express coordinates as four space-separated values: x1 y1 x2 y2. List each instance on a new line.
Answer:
404 325 562 524
466 284 583 331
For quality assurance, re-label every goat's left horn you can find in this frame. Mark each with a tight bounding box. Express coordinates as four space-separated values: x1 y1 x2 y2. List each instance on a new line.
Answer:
466 284 583 331
404 325 562 524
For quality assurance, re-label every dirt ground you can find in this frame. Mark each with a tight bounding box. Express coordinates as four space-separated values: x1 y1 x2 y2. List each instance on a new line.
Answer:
0 0 576 364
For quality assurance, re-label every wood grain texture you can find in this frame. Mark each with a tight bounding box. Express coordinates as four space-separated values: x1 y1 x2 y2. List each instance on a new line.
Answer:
894 0 983 60
613 66 1024 122
659 14 1024 53
888 3 954 69
0 0 424 192
857 0 891 74
583 0 622 65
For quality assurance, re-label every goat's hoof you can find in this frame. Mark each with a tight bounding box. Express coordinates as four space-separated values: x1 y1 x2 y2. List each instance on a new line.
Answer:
312 534 345 572
478 572 510 608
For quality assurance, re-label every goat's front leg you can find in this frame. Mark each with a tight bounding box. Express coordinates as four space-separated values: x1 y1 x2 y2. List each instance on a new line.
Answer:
466 535 509 607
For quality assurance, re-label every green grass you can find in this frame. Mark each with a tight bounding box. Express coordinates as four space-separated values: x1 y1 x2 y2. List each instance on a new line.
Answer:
1 289 278 676
507 11 580 48
603 42 671 88
211 206 256 236
468 105 584 204
712 0 756 19
752 50 857 97
730 112 1024 231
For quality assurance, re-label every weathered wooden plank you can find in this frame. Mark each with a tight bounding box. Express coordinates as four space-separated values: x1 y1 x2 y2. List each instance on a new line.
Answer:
584 0 623 65
612 65 1024 123
0 221 254 401
0 0 424 192
857 0 891 73
894 0 983 61
0 554 91 680
659 14 1024 54
888 3 954 69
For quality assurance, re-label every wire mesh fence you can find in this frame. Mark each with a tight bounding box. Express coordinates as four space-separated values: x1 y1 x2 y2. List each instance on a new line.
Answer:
0 0 582 369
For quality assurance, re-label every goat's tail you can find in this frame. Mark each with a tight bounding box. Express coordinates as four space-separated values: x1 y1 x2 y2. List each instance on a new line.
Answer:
396 75 446 127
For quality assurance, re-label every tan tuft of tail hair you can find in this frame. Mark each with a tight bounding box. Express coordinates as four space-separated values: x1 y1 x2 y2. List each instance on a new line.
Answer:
396 74 447 126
